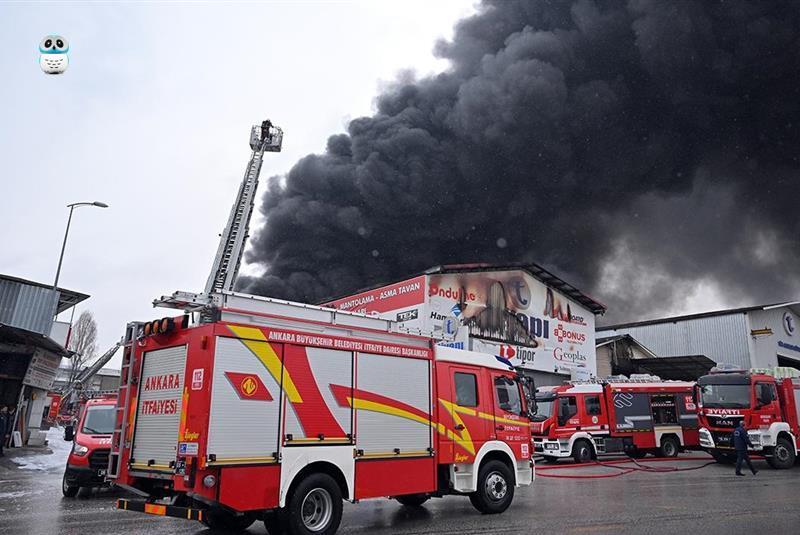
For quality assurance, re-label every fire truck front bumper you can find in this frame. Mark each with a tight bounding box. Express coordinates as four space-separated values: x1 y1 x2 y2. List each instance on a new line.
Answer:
700 428 765 452
116 498 205 522
64 464 108 487
533 438 571 458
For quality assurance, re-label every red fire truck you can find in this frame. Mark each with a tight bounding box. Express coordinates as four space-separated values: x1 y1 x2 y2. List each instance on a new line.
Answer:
109 292 533 534
62 395 117 496
697 368 800 468
531 376 700 463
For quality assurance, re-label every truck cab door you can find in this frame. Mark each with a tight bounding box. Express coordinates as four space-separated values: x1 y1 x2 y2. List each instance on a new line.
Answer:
753 381 780 427
439 365 491 465
489 371 529 461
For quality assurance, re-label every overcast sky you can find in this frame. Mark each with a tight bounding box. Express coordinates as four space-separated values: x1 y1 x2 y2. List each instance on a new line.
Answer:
0 1 475 367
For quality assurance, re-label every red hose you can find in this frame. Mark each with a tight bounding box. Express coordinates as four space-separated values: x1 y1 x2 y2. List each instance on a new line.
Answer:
534 455 733 479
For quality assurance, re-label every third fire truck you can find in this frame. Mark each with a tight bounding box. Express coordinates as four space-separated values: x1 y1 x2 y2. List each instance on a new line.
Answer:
697 367 800 468
532 376 699 463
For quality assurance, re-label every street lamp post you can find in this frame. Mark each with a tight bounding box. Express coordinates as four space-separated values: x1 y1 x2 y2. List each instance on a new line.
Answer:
53 201 109 289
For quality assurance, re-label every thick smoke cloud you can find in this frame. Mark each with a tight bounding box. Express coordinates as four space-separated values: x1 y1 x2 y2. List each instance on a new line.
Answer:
239 0 800 323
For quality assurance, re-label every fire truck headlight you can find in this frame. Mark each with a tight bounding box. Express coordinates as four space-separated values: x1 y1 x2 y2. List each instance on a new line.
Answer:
73 443 89 456
202 475 217 488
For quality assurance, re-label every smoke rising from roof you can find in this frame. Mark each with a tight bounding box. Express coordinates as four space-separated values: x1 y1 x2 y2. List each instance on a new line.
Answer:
239 0 800 323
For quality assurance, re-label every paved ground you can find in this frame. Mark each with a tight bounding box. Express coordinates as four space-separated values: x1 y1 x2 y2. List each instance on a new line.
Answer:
2 440 799 535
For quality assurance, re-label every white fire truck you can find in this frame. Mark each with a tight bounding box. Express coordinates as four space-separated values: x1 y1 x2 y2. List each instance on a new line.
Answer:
532 376 700 463
106 121 533 534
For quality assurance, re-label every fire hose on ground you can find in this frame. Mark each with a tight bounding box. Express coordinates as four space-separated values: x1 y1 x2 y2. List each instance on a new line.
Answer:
533 455 764 479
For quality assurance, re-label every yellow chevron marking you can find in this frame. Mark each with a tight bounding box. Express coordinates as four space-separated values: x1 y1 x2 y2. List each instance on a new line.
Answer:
438 399 476 456
226 325 302 402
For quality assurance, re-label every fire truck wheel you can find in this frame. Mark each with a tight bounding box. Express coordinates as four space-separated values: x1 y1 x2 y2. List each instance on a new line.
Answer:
766 436 796 469
571 440 594 464
286 473 343 535
659 436 680 458
395 493 429 507
61 474 79 498
469 460 515 515
201 509 256 531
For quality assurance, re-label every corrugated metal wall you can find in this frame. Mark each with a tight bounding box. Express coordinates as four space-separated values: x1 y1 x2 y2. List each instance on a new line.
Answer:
0 279 58 336
598 313 751 369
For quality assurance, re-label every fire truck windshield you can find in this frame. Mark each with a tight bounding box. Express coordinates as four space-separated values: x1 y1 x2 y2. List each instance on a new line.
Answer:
81 406 116 435
699 384 751 409
531 398 555 422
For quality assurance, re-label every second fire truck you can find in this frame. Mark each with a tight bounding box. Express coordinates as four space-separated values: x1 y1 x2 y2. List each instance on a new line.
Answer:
532 376 700 463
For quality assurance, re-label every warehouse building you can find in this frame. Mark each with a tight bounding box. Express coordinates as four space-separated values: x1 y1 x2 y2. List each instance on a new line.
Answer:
322 263 607 387
0 274 88 445
597 302 800 374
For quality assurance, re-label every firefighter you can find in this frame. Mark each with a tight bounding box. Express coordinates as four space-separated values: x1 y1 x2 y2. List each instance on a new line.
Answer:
0 406 9 457
261 119 272 142
733 420 757 476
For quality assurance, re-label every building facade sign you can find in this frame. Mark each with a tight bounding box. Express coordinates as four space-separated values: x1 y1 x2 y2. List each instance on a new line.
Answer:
22 348 61 390
325 270 597 375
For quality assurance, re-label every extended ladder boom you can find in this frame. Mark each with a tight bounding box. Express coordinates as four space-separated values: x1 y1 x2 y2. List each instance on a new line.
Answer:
204 120 283 294
62 341 122 400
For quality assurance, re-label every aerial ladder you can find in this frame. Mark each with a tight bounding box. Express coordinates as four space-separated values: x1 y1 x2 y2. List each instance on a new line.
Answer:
153 119 283 314
110 120 283 477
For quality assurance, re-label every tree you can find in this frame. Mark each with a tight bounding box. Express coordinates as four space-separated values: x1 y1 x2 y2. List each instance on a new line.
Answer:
67 310 98 384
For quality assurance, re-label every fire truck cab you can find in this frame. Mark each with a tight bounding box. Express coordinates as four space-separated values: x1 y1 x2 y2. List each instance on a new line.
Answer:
62 395 116 497
110 291 533 535
532 376 699 463
697 368 800 468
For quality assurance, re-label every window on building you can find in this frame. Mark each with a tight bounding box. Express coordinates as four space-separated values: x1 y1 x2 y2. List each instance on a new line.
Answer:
585 395 602 416
454 372 478 407
494 376 521 414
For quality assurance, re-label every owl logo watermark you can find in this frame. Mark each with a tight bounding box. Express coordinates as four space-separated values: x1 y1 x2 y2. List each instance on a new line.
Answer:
39 35 69 74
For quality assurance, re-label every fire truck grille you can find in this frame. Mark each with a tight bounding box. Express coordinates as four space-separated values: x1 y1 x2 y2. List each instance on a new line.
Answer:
711 431 733 449
89 449 110 471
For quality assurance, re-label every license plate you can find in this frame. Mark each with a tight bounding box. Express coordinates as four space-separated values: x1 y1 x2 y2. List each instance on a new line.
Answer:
97 469 107 477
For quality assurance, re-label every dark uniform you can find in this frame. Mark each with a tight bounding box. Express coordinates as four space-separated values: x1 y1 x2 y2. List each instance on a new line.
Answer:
0 408 9 456
733 421 757 476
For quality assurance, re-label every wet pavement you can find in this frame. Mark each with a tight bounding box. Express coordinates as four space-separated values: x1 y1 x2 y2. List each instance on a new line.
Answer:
2 440 799 535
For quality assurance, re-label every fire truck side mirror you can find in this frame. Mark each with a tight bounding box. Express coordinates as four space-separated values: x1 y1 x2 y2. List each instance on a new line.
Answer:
64 425 74 442
517 375 537 418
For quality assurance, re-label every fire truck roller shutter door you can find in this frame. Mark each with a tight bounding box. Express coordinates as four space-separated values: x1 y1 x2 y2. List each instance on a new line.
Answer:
352 353 432 457
612 392 653 432
282 346 353 442
207 337 282 463
131 345 187 470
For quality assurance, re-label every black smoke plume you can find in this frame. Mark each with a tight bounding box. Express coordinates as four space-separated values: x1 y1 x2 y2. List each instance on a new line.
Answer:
239 0 800 323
